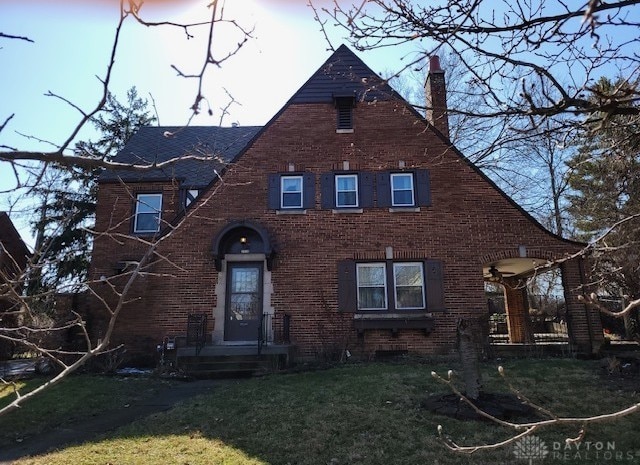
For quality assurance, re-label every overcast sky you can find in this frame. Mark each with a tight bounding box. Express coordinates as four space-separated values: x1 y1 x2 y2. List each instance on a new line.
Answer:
0 0 422 244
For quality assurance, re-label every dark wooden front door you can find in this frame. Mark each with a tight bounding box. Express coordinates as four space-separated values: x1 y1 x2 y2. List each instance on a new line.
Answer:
225 262 263 341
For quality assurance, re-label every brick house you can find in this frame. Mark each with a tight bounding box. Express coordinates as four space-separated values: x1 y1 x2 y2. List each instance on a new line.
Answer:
0 212 30 358
89 45 603 365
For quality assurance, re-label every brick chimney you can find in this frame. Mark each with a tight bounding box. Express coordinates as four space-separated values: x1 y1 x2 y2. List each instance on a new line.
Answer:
425 55 449 139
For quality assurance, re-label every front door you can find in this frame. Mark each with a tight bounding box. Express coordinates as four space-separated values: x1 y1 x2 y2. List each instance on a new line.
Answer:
225 262 263 341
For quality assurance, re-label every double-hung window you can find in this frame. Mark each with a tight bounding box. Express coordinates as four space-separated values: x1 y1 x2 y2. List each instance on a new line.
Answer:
268 173 315 211
339 259 443 313
356 263 387 310
393 263 425 309
335 174 358 208
281 176 303 209
356 262 425 310
134 193 162 234
320 172 373 210
391 173 415 207
376 170 431 209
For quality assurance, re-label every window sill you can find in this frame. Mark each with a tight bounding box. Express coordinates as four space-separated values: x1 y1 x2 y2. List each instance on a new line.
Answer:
353 312 435 336
388 207 420 213
336 129 354 134
276 209 307 215
332 208 363 214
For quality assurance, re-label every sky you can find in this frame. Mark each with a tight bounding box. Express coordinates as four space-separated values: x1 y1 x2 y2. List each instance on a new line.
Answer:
0 0 421 246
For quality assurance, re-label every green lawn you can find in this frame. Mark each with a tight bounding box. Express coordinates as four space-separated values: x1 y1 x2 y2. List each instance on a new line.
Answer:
5 359 640 465
0 375 175 449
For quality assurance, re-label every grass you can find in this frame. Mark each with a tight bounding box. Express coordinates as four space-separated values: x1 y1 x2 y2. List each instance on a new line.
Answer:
6 359 640 465
0 374 175 448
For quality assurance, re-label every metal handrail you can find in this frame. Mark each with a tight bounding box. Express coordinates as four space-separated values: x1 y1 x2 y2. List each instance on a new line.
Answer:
186 313 208 356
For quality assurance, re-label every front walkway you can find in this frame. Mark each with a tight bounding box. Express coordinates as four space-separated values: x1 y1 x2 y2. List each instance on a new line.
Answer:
0 378 220 463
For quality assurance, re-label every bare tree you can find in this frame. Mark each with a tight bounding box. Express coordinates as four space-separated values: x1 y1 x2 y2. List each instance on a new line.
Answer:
313 0 640 450
0 0 252 412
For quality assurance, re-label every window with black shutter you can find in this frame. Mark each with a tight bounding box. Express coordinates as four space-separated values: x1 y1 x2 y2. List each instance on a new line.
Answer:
376 169 432 209
321 172 374 211
337 259 445 313
267 173 316 211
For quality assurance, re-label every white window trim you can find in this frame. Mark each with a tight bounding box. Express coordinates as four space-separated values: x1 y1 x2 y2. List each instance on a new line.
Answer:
390 173 415 207
356 263 388 310
393 262 426 310
280 175 303 209
335 174 359 208
134 193 162 234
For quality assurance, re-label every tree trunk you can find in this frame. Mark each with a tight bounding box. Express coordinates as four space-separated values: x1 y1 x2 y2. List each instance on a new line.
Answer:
457 317 482 401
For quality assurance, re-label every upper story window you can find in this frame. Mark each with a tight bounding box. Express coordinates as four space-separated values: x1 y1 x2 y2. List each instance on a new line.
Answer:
268 173 315 211
281 176 303 209
321 172 373 210
134 193 162 234
185 189 199 208
335 174 359 208
377 169 432 209
391 173 415 207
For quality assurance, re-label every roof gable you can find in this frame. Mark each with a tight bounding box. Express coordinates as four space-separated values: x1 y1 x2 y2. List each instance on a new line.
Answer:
290 44 399 104
0 212 30 271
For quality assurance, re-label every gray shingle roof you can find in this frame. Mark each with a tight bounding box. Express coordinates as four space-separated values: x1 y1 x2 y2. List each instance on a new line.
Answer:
289 44 399 104
101 45 397 186
100 125 262 188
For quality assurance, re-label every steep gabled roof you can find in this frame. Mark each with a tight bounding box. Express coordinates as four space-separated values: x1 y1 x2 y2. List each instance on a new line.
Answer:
290 44 399 104
100 126 262 188
0 212 30 272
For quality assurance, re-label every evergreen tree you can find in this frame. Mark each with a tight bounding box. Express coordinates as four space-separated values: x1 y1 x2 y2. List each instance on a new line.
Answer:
30 87 156 291
567 77 640 299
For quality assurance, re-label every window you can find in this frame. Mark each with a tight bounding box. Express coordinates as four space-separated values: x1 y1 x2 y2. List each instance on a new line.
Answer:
391 173 415 206
393 263 425 309
338 259 444 313
335 174 358 208
320 172 373 210
281 176 303 209
185 189 199 208
267 173 315 211
376 170 432 209
357 263 388 310
134 193 162 233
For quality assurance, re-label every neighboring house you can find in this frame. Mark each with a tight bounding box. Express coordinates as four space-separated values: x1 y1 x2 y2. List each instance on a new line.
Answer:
0 212 30 358
89 45 603 365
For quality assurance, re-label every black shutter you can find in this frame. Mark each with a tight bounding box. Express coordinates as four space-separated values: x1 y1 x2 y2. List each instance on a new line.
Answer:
359 172 374 208
376 172 391 207
267 174 280 210
337 260 357 312
416 169 432 207
425 259 445 311
321 173 335 209
302 172 316 209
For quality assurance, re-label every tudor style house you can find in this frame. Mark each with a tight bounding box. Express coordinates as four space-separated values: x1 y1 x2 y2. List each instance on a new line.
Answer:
89 45 604 366
0 212 30 359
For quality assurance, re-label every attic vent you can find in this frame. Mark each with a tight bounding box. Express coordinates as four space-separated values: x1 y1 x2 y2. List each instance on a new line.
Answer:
334 95 355 132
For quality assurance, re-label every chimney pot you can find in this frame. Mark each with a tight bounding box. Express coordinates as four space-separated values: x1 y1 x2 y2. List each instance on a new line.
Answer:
429 55 442 72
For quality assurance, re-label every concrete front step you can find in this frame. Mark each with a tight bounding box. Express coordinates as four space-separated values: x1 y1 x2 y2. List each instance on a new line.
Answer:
177 352 289 378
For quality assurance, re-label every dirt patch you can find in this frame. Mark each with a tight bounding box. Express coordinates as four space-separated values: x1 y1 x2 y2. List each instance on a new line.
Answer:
422 392 536 421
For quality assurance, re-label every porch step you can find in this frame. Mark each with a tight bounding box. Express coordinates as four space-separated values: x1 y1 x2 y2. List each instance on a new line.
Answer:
177 353 286 379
